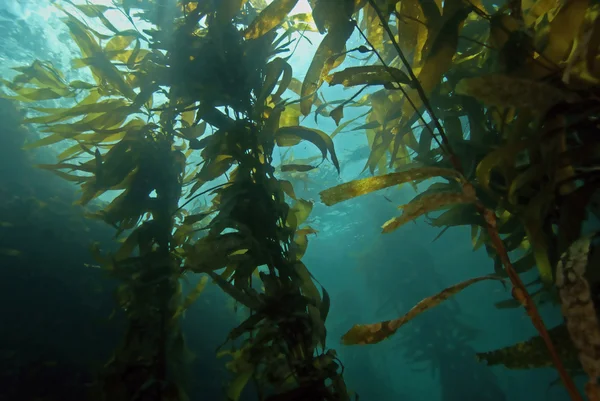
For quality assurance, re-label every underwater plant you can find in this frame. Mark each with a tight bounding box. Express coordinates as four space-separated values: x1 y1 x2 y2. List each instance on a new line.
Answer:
300 0 600 400
5 0 600 400
1 0 350 400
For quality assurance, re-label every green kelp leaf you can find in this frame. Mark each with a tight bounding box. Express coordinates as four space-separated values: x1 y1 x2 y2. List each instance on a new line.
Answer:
275 126 340 173
292 227 318 260
330 110 370 138
173 275 209 320
58 7 136 99
69 80 97 90
476 140 531 193
204 270 262 310
342 274 504 345
25 98 131 125
382 192 476 233
286 199 313 229
1 83 74 102
11 60 67 90
319 167 461 206
477 323 579 370
227 365 255 401
301 22 353 115
327 66 411 87
23 133 70 150
455 74 572 112
244 0 300 39
259 57 292 104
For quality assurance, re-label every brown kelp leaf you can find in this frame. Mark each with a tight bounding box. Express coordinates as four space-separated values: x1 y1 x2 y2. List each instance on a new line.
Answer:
342 274 504 345
455 74 571 112
281 164 317 172
275 126 340 172
279 179 297 199
382 192 476 233
556 235 600 394
320 167 461 206
477 323 579 370
244 0 299 39
301 22 353 115
330 105 344 126
327 66 411 87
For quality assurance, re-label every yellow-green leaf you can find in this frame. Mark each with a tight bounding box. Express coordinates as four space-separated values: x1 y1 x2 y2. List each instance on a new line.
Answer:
300 23 353 115
319 167 461 206
174 276 209 319
244 0 300 39
382 192 475 233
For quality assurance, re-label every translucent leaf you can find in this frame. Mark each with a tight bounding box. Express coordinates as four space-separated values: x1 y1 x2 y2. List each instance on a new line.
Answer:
301 22 353 115
319 167 461 206
244 0 300 39
173 276 209 320
382 192 475 234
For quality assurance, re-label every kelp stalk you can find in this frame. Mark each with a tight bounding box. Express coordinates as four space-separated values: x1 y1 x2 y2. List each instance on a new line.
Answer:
366 0 582 398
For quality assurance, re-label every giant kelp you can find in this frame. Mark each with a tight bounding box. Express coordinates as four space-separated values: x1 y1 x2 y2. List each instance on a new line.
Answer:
5 0 600 400
306 0 600 399
1 0 349 400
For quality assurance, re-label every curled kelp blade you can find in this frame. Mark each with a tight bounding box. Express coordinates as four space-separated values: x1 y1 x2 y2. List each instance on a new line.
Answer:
341 274 504 345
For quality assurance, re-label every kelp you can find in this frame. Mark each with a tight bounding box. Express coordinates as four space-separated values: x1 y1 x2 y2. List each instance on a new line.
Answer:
2 1 349 401
556 235 600 400
477 323 580 370
311 0 600 398
7 0 600 399
342 274 504 345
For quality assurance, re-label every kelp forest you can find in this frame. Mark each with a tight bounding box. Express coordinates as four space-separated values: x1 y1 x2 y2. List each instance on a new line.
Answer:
0 0 599 400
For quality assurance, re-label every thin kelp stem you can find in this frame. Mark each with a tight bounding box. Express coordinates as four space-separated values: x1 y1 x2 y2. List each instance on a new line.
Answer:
366 0 452 158
352 21 440 152
366 1 583 399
